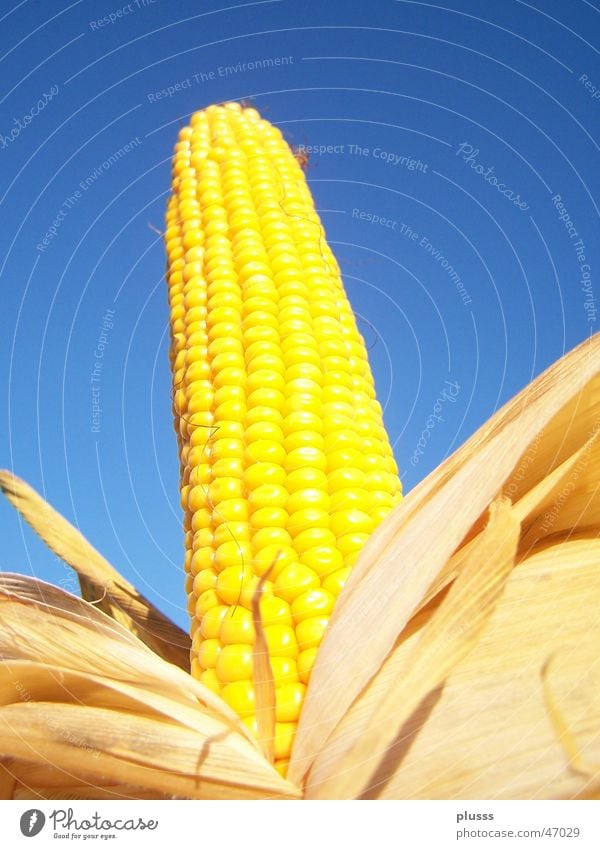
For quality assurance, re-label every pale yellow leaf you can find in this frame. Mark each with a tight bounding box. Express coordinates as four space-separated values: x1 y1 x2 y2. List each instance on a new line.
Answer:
338 535 600 799
0 702 297 800
519 436 600 551
423 426 600 612
0 760 16 798
252 572 276 764
0 471 190 670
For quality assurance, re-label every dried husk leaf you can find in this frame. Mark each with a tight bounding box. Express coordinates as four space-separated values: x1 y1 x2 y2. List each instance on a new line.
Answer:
0 703 296 800
511 431 600 526
417 423 600 615
502 373 600 505
307 497 520 798
2 755 185 799
0 471 190 670
1 759 173 800
348 534 600 799
0 575 202 711
251 573 276 764
0 575 298 800
0 760 16 798
519 438 600 551
291 335 600 785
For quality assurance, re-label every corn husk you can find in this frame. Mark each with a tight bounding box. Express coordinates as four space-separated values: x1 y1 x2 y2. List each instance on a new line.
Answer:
1 334 599 799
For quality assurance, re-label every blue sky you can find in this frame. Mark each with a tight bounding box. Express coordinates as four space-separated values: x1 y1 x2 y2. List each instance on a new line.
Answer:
1 0 598 629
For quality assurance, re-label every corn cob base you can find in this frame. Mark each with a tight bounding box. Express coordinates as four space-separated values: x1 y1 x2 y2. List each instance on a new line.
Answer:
165 102 401 775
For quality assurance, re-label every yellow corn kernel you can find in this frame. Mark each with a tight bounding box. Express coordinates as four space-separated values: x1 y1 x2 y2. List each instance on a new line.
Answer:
270 656 299 686
197 638 221 669
239 576 273 609
216 644 253 682
264 624 299 658
300 545 344 579
199 668 221 695
259 595 293 627
291 588 335 623
219 606 255 644
322 566 352 597
296 616 329 650
214 539 253 572
275 682 306 723
286 487 330 513
216 565 249 605
293 527 337 554
213 521 250 548
222 680 255 717
330 508 373 537
199 605 229 639
274 563 320 603
190 548 215 575
336 532 371 560
274 722 296 760
298 647 319 684
248 484 289 511
275 759 290 777
195 588 219 617
253 543 297 579
242 715 258 736
192 568 217 596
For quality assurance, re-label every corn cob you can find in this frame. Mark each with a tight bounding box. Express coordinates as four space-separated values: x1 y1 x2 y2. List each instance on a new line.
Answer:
165 102 401 774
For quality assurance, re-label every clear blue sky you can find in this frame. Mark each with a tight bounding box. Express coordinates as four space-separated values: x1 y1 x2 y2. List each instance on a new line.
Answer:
1 0 598 629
